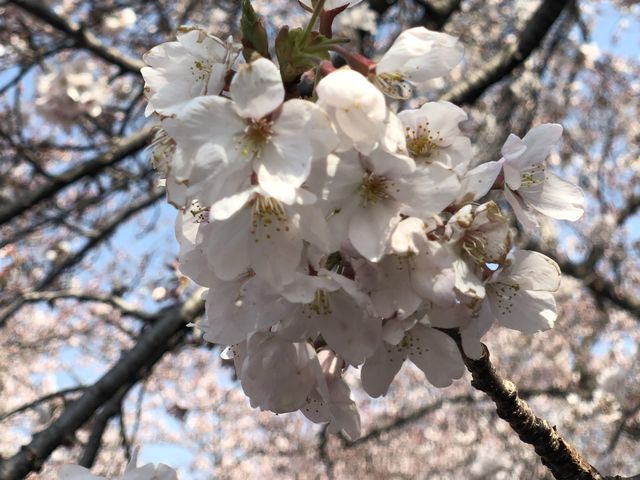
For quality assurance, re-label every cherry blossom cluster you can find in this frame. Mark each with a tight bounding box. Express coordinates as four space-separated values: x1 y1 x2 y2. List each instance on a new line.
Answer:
142 0 585 439
36 58 109 130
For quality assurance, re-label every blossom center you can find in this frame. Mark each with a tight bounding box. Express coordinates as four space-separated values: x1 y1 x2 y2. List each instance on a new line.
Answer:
308 289 332 315
519 164 545 190
150 129 175 176
190 58 214 89
374 72 412 100
462 231 488 264
239 119 274 158
405 123 443 159
251 195 287 232
358 173 391 206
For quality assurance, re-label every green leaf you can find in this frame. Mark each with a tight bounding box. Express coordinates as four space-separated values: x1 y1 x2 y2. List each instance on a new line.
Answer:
240 0 270 60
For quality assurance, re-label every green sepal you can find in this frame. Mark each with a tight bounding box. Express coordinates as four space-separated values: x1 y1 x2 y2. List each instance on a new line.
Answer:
275 27 336 83
240 0 271 60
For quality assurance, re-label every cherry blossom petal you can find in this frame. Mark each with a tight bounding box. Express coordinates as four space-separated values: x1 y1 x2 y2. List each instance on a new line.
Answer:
504 187 538 230
490 289 557 333
203 212 251 280
348 201 402 261
230 58 284 119
457 160 502 203
361 341 405 397
518 123 563 167
407 325 464 387
250 211 302 288
395 162 460 217
322 290 381 365
377 27 463 82
526 171 585 221
500 250 561 292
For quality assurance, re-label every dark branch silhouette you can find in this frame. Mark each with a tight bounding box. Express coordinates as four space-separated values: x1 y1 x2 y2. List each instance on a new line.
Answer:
8 0 146 73
0 291 204 480
0 125 153 227
442 0 572 105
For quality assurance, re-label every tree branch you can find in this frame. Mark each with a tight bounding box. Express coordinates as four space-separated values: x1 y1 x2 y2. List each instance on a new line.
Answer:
0 189 164 328
442 0 572 105
78 385 129 469
344 387 569 448
0 387 86 422
21 290 154 322
442 329 605 480
0 290 204 480
8 0 145 73
0 125 153 228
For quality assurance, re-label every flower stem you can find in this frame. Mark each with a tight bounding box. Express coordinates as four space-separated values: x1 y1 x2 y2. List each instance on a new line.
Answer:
302 0 327 44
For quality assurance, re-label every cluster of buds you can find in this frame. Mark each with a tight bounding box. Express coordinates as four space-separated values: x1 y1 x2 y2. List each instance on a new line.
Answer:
142 0 584 439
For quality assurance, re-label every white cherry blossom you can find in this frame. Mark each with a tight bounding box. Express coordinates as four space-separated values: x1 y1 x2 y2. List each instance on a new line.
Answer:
445 201 512 266
316 149 459 261
278 270 382 365
361 323 464 397
376 27 463 87
140 17 587 438
200 185 332 288
300 350 361 440
500 124 585 229
234 333 321 413
163 58 337 205
485 250 561 333
316 68 388 155
398 101 472 175
201 273 293 345
141 27 241 116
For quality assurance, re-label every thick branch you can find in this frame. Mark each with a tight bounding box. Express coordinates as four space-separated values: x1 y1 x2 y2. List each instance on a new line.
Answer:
0 125 153 227
443 330 604 480
78 385 129 469
442 0 571 105
8 0 145 73
0 291 204 480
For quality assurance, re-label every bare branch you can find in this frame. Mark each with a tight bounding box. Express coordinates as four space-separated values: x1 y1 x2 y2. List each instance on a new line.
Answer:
21 290 154 322
0 387 86 422
607 399 640 455
0 189 164 327
0 125 153 227
442 0 572 105
442 329 605 480
344 387 569 448
78 386 129 469
8 0 145 73
0 290 204 480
